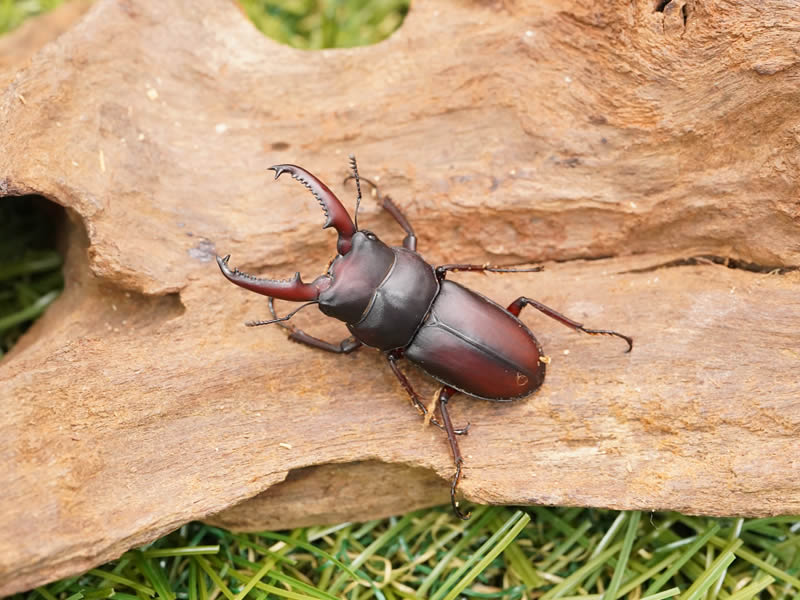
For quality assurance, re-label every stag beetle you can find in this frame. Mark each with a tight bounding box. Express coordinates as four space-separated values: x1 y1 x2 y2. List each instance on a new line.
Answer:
217 156 633 519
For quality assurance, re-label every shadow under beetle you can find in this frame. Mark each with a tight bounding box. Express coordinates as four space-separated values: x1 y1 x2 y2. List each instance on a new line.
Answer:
217 156 633 519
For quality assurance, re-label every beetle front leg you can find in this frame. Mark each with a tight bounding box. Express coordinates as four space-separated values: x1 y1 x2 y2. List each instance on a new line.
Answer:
345 175 417 251
437 386 471 520
381 195 417 251
507 296 633 352
386 350 469 435
267 298 362 354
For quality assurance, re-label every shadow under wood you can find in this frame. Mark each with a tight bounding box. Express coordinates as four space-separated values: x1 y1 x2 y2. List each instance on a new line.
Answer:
207 461 450 530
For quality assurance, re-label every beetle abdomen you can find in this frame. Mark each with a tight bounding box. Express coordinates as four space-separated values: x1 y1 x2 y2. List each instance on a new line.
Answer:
405 281 546 401
348 248 439 350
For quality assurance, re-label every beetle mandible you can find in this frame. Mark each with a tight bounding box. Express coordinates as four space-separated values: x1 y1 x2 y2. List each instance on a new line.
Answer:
217 156 633 519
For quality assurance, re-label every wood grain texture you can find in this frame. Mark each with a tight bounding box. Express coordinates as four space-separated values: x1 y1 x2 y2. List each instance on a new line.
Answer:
1 0 799 594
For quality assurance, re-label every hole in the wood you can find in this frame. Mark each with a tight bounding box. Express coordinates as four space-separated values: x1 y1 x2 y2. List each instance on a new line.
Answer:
238 0 409 49
0 193 186 362
681 3 688 25
271 141 290 151
0 195 65 356
654 0 671 12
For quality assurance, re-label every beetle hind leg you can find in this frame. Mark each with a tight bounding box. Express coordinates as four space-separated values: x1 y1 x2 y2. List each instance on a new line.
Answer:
267 298 362 354
438 386 471 520
507 296 633 352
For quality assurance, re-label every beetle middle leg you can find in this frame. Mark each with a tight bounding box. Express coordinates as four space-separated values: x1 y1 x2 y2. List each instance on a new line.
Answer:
267 297 362 354
436 263 544 281
507 297 633 352
386 350 469 435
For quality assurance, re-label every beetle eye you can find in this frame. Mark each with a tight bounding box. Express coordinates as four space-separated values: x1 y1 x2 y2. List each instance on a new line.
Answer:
362 230 377 241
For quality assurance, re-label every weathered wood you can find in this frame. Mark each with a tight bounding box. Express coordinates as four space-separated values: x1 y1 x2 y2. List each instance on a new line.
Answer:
206 461 451 531
1 0 799 594
0 0 92 82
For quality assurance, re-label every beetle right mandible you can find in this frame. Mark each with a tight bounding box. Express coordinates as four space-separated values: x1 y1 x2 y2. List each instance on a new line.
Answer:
217 156 633 519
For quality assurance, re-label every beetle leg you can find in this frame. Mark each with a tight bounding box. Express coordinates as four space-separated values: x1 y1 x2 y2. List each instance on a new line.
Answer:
381 195 417 251
344 175 417 251
435 263 544 281
507 297 633 352
386 350 469 435
438 386 471 520
266 297 362 354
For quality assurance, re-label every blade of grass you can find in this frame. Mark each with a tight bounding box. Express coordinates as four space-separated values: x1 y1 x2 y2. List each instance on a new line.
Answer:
436 511 531 600
193 556 235 600
645 522 721 596
189 559 198 600
0 251 61 281
254 532 360 581
417 506 496 598
602 511 641 600
710 517 743 600
499 519 544 588
143 546 220 558
0 289 59 331
36 587 59 600
640 588 681 600
232 559 274 600
676 538 742 600
538 519 593 571
539 542 623 600
133 551 175 600
708 535 800 590
82 589 115 599
219 555 340 600
591 512 628 559
327 513 415 594
87 569 155 596
726 575 775 600
532 507 592 550
617 551 681 598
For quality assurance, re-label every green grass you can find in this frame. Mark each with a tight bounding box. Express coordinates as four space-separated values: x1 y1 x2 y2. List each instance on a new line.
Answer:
10 510 800 599
2 2 800 599
239 0 408 49
0 0 66 35
0 197 63 356
0 0 408 47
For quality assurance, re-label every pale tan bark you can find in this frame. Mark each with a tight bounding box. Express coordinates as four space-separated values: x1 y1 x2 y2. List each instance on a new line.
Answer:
1 0 799 594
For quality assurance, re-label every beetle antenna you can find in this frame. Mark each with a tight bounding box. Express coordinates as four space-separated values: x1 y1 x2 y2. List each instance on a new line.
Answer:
245 301 317 327
349 154 362 230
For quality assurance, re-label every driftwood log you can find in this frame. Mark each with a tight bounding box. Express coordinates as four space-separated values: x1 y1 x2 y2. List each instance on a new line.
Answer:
1 0 799 594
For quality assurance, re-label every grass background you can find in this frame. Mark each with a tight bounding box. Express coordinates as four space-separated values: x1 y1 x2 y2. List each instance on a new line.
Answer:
2 1 799 599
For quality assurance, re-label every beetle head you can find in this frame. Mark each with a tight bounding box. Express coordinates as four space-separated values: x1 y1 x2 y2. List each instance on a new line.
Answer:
217 160 394 325
267 160 396 324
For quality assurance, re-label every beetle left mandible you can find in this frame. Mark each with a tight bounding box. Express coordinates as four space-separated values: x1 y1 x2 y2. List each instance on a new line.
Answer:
218 156 633 519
